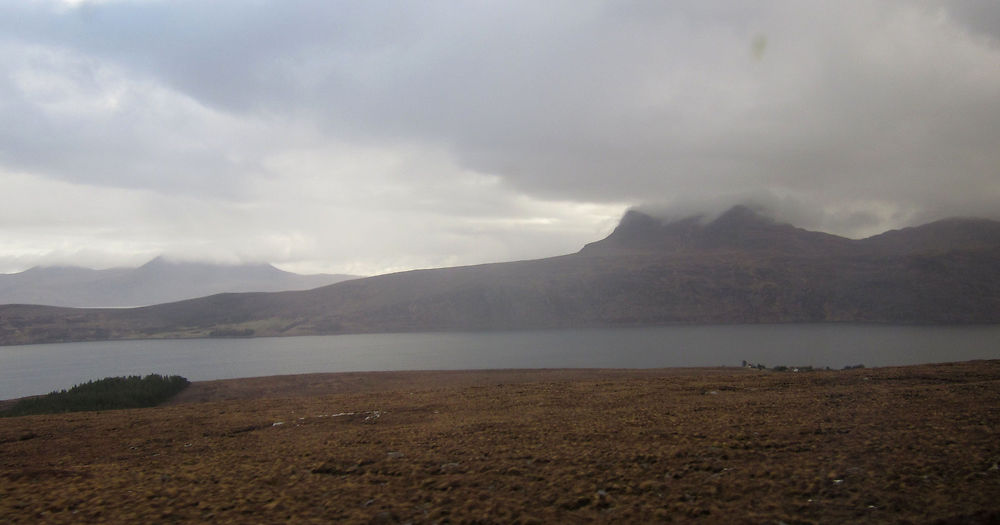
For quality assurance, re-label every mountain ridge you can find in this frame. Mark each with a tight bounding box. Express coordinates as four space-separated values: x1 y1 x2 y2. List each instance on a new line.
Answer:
0 258 359 308
1 206 998 346
580 205 856 255
584 205 1000 257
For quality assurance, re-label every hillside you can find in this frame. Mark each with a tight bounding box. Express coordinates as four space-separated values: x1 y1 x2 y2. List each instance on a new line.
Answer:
3 362 1000 523
0 257 358 308
1 206 999 345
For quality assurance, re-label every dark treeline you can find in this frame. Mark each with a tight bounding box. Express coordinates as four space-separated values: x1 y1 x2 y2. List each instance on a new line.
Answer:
1 374 189 417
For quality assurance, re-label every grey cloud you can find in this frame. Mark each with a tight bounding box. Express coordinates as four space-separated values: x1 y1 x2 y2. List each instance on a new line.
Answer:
941 0 1000 41
1 0 999 270
635 191 898 240
0 41 272 197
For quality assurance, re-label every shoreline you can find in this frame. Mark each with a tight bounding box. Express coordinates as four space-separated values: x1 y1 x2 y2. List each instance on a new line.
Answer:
4 319 1000 348
1 366 746 408
3 359 993 406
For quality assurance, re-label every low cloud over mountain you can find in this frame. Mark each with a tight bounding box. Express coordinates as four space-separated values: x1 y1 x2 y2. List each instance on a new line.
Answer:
1 2 999 275
0 257 358 307
2 207 998 346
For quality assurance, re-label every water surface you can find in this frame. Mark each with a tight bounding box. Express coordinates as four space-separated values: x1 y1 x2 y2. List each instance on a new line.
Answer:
1 324 998 399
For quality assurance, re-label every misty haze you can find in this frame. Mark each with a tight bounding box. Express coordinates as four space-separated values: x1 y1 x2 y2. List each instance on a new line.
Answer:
1 1 998 523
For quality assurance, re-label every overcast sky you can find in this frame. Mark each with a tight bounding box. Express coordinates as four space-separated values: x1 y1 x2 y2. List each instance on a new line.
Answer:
2 1 998 275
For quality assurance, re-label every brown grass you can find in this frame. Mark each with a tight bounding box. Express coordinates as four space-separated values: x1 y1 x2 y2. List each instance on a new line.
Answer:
2 362 999 523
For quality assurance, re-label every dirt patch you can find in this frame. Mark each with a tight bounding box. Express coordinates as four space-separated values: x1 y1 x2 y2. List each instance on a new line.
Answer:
2 362 999 523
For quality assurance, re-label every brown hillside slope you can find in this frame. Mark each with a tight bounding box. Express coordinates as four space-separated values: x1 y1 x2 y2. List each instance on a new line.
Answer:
2 362 999 523
2 206 999 345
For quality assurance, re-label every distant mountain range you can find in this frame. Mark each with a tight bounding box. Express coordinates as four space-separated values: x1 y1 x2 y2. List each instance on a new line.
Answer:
0 257 358 307
1 205 998 346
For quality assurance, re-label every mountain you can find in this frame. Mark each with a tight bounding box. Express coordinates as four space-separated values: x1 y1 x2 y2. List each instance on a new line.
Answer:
1 206 998 345
0 257 359 307
579 206 854 255
859 217 1000 255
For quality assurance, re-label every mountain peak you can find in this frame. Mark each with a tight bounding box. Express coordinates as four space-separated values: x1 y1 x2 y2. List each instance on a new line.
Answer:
138 256 169 269
708 204 774 227
612 209 698 240
580 205 848 255
1 258 358 307
138 256 280 272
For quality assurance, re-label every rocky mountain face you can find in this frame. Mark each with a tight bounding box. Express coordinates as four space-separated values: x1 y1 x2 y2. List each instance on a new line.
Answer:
0 257 358 307
1 206 998 345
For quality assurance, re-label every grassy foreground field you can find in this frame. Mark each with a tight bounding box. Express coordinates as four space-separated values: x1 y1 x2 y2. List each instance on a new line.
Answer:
2 362 999 523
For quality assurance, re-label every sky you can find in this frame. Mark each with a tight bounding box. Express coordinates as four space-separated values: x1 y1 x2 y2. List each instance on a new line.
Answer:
1 0 998 275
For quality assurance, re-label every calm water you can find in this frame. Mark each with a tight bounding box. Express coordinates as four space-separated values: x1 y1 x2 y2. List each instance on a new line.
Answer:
1 324 998 399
